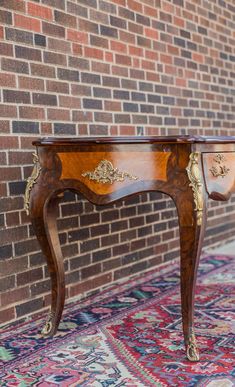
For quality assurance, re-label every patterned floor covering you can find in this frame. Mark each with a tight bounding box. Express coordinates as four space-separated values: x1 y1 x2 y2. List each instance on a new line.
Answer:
0 254 234 386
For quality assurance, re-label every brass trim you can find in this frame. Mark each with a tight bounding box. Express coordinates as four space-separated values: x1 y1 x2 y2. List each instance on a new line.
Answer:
186 331 200 362
24 152 42 215
210 153 230 178
186 152 203 226
41 311 54 337
82 159 138 184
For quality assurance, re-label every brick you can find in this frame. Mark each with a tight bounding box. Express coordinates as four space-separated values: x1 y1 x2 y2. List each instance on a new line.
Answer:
92 248 111 262
30 279 50 296
93 87 111 98
16 297 44 318
110 15 127 29
79 19 98 34
80 238 100 253
90 9 109 24
12 121 39 134
136 14 150 26
46 80 69 94
42 22 65 38
14 14 41 33
0 42 13 57
0 244 13 260
70 254 91 270
123 102 139 112
47 109 69 121
54 123 76 135
83 98 102 110
19 106 45 120
113 90 129 100
104 100 121 111
28 2 53 20
0 26 3 39
34 34 46 47
75 0 97 8
69 57 89 70
33 93 57 106
72 110 92 121
84 47 104 60
100 25 118 38
0 274 15 291
1 0 25 12
81 72 101 84
100 0 117 14
94 112 112 123
0 152 6 165
19 76 44 91
0 167 21 183
81 263 101 279
0 182 7 196
0 73 16 88
0 307 15 323
31 63 55 78
0 136 18 149
72 43 83 56
1 58 29 74
8 181 26 196
54 10 77 28
57 68 79 82
41 0 65 9
90 124 108 135
127 0 142 12
0 105 17 118
59 95 81 108
17 267 43 286
67 29 88 44
44 51 67 66
67 2 88 17
119 7 134 20
0 256 28 277
116 54 131 66
3 90 30 104
15 45 42 62
48 37 71 53
5 27 33 44
1 286 30 306
0 10 13 25
92 61 110 74
70 273 112 297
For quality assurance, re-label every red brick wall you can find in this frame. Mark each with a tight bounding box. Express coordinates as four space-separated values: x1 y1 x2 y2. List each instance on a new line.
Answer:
0 0 235 324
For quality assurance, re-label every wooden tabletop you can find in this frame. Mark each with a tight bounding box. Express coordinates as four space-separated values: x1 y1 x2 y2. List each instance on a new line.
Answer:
33 135 235 146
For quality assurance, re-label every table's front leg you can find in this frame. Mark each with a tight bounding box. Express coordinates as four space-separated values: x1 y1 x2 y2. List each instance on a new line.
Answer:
174 152 208 361
29 188 65 337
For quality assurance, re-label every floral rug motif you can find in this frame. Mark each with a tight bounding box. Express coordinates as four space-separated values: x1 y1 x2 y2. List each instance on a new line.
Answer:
0 255 234 386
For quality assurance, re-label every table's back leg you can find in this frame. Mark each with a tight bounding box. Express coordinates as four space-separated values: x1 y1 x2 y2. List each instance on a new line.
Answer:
30 193 65 337
173 183 208 361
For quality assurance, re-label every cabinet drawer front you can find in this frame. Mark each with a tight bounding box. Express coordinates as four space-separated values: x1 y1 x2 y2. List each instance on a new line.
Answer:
58 151 171 195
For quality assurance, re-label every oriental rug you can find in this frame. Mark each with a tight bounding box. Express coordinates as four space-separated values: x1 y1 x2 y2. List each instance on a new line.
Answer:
0 254 234 386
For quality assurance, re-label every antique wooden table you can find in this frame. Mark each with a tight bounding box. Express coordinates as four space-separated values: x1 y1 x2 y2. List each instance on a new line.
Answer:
24 135 235 362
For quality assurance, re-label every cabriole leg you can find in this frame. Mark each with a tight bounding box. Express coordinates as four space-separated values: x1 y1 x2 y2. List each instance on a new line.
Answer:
174 184 207 361
30 193 65 337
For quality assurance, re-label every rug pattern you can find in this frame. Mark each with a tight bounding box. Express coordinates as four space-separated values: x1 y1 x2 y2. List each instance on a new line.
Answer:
0 255 234 386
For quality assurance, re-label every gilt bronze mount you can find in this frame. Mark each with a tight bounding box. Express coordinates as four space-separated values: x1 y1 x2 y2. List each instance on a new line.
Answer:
210 154 230 178
24 152 42 215
186 152 204 226
82 159 138 184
